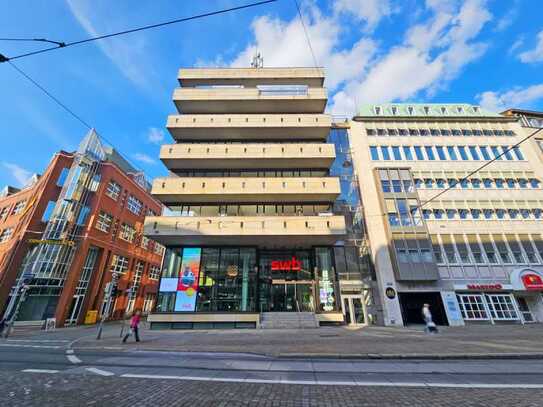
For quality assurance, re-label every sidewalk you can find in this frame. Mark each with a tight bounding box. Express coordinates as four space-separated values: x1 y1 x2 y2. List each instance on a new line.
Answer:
70 323 543 359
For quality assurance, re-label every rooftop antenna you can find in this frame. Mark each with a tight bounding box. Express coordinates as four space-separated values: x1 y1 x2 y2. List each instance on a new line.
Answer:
251 51 263 68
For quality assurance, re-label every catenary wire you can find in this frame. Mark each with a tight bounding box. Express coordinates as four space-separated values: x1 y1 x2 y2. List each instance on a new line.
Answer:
0 0 277 62
293 0 319 68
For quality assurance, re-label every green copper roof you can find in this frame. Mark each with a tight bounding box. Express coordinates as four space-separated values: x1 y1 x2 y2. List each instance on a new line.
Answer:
357 103 500 118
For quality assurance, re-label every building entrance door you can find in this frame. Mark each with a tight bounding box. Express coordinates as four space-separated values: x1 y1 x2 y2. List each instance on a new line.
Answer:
342 295 367 325
270 281 315 312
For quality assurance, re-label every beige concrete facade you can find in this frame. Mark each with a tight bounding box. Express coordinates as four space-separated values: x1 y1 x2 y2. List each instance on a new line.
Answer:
347 104 543 326
145 67 347 327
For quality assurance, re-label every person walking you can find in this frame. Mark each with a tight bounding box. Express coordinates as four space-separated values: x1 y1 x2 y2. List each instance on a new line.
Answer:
422 303 438 334
122 310 141 343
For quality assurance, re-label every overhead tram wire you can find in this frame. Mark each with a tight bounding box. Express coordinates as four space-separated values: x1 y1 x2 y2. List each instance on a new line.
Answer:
7 61 147 175
419 126 543 209
294 0 320 69
0 0 277 63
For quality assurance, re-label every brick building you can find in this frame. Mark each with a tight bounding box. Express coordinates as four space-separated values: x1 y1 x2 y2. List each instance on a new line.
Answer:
0 130 164 327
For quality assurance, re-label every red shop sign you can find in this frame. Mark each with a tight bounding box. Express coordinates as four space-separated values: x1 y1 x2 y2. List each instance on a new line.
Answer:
522 274 543 290
271 257 301 271
466 283 503 290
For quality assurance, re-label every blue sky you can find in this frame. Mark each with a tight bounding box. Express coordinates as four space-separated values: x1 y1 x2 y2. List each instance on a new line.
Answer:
1 0 542 188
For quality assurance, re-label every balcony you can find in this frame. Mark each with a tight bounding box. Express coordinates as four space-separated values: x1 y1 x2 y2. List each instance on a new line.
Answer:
178 67 325 88
144 215 346 246
172 87 327 114
160 143 335 170
152 177 341 204
166 114 331 141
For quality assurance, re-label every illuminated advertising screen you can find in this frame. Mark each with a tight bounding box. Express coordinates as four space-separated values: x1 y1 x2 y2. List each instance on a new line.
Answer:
174 248 202 312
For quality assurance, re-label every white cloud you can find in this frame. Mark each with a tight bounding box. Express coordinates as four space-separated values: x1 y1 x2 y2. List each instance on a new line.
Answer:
519 30 543 63
477 84 543 112
2 162 32 187
509 37 524 55
132 153 156 165
333 0 394 31
332 0 492 114
65 0 157 91
495 4 518 32
147 127 165 144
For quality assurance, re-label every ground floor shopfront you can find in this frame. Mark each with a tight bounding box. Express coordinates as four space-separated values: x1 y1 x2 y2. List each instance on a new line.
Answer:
151 246 346 329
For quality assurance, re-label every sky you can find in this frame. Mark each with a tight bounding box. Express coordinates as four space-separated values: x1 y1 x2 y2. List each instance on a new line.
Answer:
1 0 542 188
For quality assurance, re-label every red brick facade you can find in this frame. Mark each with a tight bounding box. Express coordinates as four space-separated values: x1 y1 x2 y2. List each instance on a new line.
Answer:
0 151 163 326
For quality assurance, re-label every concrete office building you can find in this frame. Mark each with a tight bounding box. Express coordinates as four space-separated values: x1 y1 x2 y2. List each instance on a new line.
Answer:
347 104 543 326
145 67 378 329
0 131 164 327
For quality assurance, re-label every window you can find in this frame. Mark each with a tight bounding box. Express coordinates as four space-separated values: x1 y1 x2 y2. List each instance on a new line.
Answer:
519 235 538 263
154 243 165 256
454 235 471 263
41 201 56 222
391 106 398 115
127 195 143 215
460 179 469 189
0 228 14 243
506 236 525 263
392 146 402 160
486 294 519 321
433 209 444 219
473 106 480 114
495 178 504 188
141 236 150 250
496 209 506 219
399 128 408 136
441 235 457 264
467 235 484 263
459 209 468 219
473 130 482 136
96 211 113 232
457 294 489 320
387 128 398 136
446 209 456 219
468 146 480 160
506 178 516 188
424 146 435 160
57 167 70 187
441 129 451 136
370 146 379 160
493 234 512 264
471 209 481 219
431 236 443 263
414 178 423 189
481 235 498 264
490 146 502 160
508 209 519 219
367 129 376 136
471 179 481 188
106 180 121 200
447 146 458 160
110 255 129 274
479 146 491 160
409 129 419 136
436 179 446 188
483 178 493 188
12 200 26 215
483 129 493 136
452 129 462 136
533 209 542 219
530 179 540 188
520 209 531 219
423 106 430 115
430 129 440 136
457 146 469 160
380 146 391 160
436 146 447 160
420 129 430 136
377 128 386 136
512 146 524 160
407 106 414 115
149 265 161 280
119 223 136 243
0 207 8 221
483 209 493 219
374 106 382 115
403 146 413 160
462 129 472 136
518 179 528 188
414 146 424 160
502 146 514 160
422 210 431 219
392 179 402 193
424 179 433 188
457 106 464 114
440 107 448 115
77 206 90 225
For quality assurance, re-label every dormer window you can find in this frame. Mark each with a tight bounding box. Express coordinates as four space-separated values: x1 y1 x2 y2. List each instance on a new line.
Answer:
423 106 430 115
391 106 398 115
407 106 414 116
440 107 448 115
374 106 382 115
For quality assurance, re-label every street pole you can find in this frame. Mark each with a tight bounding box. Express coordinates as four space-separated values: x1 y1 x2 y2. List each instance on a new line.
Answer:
96 272 119 340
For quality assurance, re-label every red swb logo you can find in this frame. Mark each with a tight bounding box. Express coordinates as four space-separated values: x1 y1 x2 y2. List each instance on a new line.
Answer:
271 257 301 271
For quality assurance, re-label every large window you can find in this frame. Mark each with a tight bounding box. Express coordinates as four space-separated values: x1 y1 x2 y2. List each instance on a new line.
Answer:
127 195 143 215
457 294 489 320
119 223 136 243
95 211 113 232
106 180 121 200
11 200 26 215
0 228 14 243
110 255 129 274
42 201 56 222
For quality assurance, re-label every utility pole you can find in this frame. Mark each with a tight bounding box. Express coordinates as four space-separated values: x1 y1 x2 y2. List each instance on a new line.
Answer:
96 271 119 340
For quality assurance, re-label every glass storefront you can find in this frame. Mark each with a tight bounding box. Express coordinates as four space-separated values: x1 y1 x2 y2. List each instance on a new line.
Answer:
156 247 340 314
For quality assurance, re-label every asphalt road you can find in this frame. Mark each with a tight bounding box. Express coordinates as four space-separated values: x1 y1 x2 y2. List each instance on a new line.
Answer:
2 333 543 406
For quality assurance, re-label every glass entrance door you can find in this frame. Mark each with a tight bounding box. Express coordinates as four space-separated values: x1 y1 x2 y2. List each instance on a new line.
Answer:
342 295 367 325
270 282 315 312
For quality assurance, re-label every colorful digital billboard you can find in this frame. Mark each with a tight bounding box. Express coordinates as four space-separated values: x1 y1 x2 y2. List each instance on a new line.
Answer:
174 248 202 312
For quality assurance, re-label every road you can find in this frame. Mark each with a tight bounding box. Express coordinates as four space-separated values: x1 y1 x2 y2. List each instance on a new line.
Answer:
1 328 543 406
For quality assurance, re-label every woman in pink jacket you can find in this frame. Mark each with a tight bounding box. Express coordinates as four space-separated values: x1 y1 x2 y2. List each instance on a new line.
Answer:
122 310 141 343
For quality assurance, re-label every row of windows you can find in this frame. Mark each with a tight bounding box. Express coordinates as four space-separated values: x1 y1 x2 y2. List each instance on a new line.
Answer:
431 234 543 266
105 180 157 217
373 105 480 116
0 199 27 223
367 127 515 137
369 145 524 161
110 255 162 282
422 208 543 221
95 210 165 256
413 177 541 190
170 204 333 217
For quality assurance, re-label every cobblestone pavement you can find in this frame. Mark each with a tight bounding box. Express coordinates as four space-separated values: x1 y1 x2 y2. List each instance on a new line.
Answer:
2 371 543 407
